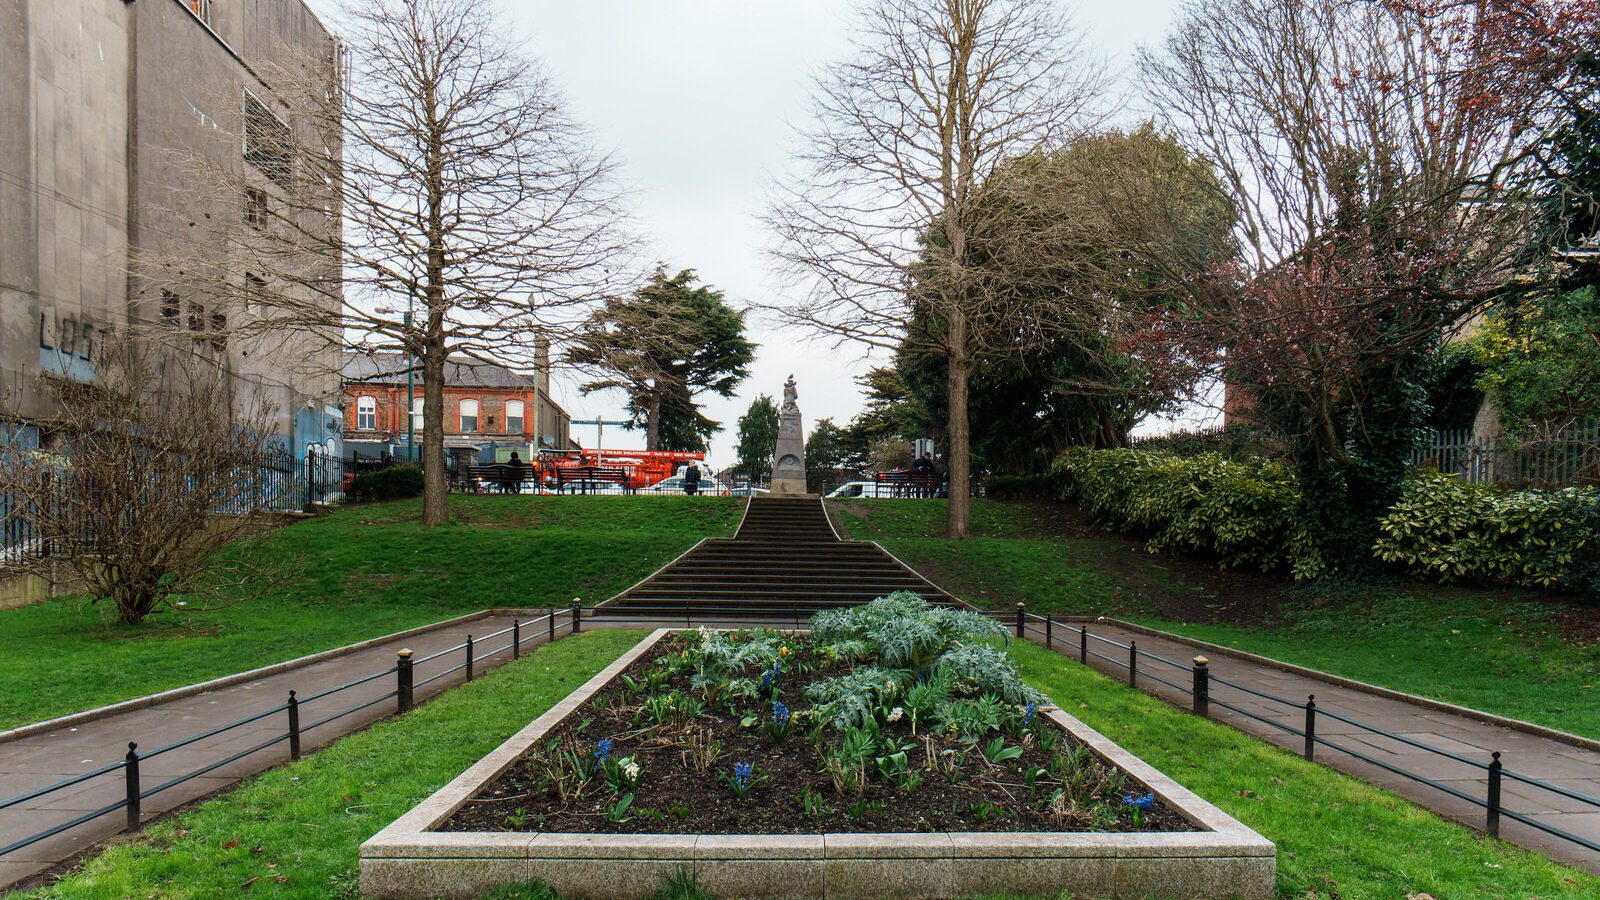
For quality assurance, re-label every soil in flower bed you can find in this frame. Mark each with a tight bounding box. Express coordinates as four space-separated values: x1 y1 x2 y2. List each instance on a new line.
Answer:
443 631 1194 836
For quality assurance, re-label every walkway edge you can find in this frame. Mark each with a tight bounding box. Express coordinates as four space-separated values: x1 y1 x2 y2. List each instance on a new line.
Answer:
1066 615 1600 754
0 609 496 746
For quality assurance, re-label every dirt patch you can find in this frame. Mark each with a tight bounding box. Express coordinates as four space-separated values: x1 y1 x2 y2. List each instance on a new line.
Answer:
443 632 1191 836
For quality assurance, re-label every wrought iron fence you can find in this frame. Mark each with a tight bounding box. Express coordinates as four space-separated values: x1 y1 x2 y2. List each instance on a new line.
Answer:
1013 609 1600 856
1414 422 1600 489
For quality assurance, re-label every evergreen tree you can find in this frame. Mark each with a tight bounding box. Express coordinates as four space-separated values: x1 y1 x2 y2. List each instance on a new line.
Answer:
735 394 780 477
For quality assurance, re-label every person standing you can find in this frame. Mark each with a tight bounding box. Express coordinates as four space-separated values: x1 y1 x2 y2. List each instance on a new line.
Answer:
683 462 702 496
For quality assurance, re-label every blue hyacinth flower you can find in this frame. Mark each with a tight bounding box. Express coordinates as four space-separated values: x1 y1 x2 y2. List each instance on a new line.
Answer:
1122 792 1155 810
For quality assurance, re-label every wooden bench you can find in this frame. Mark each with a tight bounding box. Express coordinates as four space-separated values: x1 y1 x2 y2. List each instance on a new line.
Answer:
553 464 632 494
874 469 941 497
457 464 534 493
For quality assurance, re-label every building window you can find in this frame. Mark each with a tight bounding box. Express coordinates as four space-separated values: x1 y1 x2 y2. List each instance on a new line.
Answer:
210 312 227 352
412 396 424 426
356 396 376 431
244 272 266 314
160 290 180 327
244 188 267 229
459 398 479 433
243 92 293 188
505 399 524 435
188 301 207 333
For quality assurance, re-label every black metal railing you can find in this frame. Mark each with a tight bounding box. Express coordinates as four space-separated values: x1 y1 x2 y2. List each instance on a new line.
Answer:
1012 607 1600 856
0 611 574 862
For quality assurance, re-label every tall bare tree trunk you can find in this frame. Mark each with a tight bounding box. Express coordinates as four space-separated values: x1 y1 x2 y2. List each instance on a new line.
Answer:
422 326 448 525
645 389 662 451
946 309 971 539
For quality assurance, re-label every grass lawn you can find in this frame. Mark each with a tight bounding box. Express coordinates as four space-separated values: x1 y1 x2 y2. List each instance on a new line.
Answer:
14 630 1595 898
0 496 738 730
834 498 1600 739
9 629 650 900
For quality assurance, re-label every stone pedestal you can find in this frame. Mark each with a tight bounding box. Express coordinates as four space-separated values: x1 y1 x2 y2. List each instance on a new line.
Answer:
771 376 808 495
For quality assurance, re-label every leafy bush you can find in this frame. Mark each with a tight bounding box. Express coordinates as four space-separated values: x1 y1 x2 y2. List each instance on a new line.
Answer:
934 644 1046 706
810 592 1005 668
1051 447 1315 574
347 465 424 502
1374 473 1600 593
986 473 1065 500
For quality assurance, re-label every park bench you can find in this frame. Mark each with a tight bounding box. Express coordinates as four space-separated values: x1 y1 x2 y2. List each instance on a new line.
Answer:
874 469 941 498
456 464 535 493
554 464 632 494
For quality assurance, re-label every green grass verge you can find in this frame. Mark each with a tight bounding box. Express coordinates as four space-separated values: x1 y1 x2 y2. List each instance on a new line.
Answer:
0 496 738 730
14 631 1593 898
836 498 1600 739
8 629 649 900
1010 640 1600 898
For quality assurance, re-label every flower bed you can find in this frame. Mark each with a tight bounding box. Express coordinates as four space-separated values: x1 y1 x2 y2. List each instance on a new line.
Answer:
361 597 1275 898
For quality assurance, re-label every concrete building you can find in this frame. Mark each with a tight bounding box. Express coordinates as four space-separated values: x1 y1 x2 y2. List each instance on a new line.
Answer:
0 0 344 460
341 353 575 465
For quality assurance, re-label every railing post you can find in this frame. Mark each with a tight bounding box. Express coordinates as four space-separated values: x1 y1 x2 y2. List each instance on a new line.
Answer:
397 649 414 713
548 607 555 642
512 619 521 660
287 691 302 761
1015 602 1025 638
124 742 141 832
1192 657 1209 717
1303 695 1316 760
1487 751 1503 837
1045 615 1053 648
465 635 475 681
1079 625 1088 664
1128 641 1138 688
571 599 582 633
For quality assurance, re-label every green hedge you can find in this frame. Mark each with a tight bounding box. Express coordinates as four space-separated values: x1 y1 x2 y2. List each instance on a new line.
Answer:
985 473 1065 500
1048 446 1599 592
1374 473 1600 593
1050 447 1313 574
348 465 424 502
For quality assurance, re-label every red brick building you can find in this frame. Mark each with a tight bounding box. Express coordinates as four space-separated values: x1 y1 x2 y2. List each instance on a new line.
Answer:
340 353 573 461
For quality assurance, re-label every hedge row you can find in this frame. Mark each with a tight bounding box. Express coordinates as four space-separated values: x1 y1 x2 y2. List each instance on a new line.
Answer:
1049 447 1317 575
1048 446 1599 592
1374 473 1600 592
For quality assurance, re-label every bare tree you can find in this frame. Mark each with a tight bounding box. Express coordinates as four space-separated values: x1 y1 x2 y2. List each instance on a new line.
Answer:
1136 0 1574 567
159 0 633 525
766 0 1102 538
0 338 286 626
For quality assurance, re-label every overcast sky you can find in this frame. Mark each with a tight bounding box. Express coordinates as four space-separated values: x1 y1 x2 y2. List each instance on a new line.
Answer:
320 0 1204 465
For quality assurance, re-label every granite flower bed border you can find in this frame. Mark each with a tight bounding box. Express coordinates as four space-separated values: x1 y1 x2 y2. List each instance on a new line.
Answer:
360 629 1275 899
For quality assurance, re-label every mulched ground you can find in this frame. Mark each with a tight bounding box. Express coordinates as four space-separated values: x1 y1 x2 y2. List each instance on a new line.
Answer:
443 634 1194 836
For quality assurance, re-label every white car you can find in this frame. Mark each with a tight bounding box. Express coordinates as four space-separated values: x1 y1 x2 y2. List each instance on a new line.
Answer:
827 480 941 498
644 475 732 496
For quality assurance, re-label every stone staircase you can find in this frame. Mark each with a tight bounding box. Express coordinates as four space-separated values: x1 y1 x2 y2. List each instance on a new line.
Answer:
593 496 960 618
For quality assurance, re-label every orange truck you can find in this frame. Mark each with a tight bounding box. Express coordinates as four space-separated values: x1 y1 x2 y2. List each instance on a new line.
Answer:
537 448 705 491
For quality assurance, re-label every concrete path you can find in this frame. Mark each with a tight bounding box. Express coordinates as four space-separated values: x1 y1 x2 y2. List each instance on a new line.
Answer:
0 612 555 889
1028 619 1600 873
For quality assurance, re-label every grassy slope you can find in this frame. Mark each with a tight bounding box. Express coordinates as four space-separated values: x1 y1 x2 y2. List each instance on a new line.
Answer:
10 630 649 900
14 632 1594 899
0 497 737 730
836 498 1600 738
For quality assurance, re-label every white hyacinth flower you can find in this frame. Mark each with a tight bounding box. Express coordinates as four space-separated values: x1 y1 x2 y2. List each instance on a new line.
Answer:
624 761 641 781
886 707 904 723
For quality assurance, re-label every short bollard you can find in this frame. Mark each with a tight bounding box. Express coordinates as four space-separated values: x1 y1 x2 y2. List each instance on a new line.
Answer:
1192 657 1209 717
288 691 302 761
465 634 475 681
1128 641 1138 688
1487 751 1503 837
397 649 415 713
1079 625 1088 664
1045 615 1054 648
1303 695 1316 760
571 599 582 633
124 742 141 832
1015 602 1026 638
512 619 521 659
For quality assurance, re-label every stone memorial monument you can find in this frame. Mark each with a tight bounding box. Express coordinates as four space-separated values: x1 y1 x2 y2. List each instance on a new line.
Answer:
770 375 808 495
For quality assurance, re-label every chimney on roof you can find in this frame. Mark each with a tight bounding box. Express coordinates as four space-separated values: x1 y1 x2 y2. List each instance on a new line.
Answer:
535 335 551 397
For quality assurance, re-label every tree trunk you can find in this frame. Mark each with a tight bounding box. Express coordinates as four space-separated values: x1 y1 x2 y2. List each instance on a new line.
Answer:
946 313 971 540
421 334 449 526
645 390 662 451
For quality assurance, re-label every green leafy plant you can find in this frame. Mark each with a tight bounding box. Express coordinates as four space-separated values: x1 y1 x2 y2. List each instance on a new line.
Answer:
934 694 1006 738
605 792 635 823
981 736 1023 764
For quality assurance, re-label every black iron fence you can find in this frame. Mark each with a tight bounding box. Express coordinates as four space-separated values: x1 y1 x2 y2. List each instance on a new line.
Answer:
1012 608 1600 856
0 609 578 863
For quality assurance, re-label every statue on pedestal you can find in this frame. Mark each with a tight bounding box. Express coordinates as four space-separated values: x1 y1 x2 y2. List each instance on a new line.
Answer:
771 375 808 495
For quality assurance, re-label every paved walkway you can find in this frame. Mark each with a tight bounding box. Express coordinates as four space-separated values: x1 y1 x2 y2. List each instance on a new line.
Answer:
1029 620 1600 873
0 613 552 889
